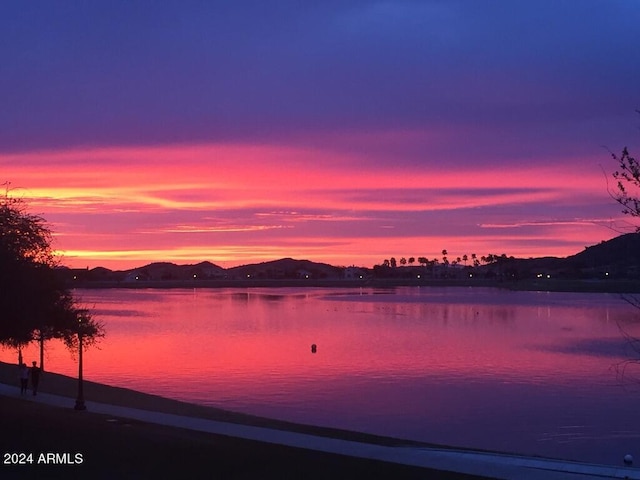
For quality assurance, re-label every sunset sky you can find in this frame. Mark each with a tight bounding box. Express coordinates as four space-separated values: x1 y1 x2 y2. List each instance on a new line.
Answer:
1 1 639 270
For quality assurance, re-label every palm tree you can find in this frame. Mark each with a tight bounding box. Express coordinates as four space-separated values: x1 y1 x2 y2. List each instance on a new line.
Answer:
430 259 439 278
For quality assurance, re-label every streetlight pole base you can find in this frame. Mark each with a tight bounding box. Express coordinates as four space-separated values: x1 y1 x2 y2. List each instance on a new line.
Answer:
74 399 86 411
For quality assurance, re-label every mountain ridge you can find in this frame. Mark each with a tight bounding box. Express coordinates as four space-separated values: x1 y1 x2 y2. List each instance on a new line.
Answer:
58 232 640 284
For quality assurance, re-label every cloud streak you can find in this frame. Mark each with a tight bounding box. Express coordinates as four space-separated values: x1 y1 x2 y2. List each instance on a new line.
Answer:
1 2 637 268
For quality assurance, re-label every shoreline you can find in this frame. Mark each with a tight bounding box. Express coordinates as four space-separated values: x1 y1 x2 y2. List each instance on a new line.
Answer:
0 361 453 448
68 277 640 294
0 360 491 479
2 367 638 479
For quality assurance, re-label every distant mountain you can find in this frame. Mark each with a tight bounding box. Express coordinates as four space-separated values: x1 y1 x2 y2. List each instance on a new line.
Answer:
123 261 226 281
480 232 640 280
61 260 226 282
58 233 640 285
59 257 343 283
227 257 343 279
568 232 640 268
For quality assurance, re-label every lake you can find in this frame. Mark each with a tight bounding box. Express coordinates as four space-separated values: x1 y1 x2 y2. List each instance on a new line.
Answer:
3 286 640 465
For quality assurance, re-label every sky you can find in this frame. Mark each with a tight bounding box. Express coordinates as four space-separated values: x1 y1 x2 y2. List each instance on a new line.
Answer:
1 0 639 270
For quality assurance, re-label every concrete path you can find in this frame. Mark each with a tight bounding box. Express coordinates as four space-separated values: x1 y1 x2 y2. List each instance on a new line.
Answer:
1 383 638 480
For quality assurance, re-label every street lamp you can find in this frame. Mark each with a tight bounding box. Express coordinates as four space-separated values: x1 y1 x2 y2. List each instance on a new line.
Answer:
74 315 86 411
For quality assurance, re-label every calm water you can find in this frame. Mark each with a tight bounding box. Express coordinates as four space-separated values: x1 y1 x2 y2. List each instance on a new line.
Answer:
3 286 640 465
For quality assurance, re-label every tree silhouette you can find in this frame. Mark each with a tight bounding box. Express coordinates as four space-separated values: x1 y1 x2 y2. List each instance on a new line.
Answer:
607 121 640 384
441 250 448 271
0 193 103 362
611 146 640 227
608 111 640 231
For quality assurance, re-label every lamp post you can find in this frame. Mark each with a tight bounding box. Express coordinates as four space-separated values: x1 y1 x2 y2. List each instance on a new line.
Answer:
74 320 86 411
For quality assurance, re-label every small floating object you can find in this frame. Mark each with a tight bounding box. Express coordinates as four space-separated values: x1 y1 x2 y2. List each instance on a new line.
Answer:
624 454 633 465
311 344 317 353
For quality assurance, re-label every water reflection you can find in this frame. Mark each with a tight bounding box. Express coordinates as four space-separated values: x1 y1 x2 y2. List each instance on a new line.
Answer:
543 337 636 359
2 286 639 464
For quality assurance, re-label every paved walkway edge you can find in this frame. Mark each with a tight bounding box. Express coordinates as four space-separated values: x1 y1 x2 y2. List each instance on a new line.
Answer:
1 383 638 480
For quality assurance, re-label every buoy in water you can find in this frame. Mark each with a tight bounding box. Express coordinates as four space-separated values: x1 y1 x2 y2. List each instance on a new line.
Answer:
311 344 317 353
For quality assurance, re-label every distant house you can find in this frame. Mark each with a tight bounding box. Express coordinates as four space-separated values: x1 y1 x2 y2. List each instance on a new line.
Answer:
188 261 226 279
344 267 366 280
55 266 89 282
201 264 226 278
124 270 151 282
296 269 313 279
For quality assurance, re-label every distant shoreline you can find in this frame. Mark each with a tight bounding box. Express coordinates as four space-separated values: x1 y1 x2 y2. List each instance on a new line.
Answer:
68 277 640 294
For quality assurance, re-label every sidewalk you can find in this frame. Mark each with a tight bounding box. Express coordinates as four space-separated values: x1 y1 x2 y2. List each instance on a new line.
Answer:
1 382 638 480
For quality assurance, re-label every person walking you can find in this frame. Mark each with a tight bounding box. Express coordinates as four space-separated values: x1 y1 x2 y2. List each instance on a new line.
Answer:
18 363 29 395
30 361 41 396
